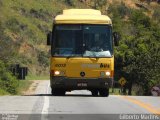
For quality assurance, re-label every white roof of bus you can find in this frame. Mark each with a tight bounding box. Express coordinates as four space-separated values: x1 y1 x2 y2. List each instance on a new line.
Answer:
55 9 112 24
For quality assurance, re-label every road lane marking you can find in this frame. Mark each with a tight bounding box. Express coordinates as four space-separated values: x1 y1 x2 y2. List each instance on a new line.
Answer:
122 96 160 115
42 83 50 115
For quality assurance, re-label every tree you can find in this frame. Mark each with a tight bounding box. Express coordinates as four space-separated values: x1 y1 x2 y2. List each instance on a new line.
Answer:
112 7 160 95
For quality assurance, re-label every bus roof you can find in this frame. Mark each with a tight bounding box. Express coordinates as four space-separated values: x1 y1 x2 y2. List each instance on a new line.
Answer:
55 9 112 24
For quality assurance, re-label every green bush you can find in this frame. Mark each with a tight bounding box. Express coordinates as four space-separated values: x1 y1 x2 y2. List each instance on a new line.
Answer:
0 61 19 95
0 89 9 95
130 10 151 28
117 2 131 18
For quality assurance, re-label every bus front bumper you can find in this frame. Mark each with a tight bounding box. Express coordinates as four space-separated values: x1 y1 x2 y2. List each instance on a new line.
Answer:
50 76 113 90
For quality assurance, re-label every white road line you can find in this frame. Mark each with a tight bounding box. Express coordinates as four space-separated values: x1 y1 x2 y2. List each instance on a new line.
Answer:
41 83 50 118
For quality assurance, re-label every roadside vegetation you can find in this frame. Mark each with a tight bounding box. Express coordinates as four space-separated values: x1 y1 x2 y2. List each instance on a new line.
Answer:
0 60 18 95
0 0 86 95
17 80 33 95
26 75 49 80
107 2 160 96
0 0 159 95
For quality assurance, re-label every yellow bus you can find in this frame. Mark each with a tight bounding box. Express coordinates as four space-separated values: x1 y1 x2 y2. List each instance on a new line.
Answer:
47 9 119 97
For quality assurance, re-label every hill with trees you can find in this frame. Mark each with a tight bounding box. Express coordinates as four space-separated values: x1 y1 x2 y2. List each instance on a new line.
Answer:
0 0 159 95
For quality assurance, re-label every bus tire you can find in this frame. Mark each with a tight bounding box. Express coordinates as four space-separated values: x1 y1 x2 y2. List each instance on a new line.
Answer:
91 89 98 96
99 88 109 97
51 88 65 96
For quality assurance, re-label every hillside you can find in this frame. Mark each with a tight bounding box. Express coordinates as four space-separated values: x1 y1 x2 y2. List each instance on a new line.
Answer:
0 0 88 75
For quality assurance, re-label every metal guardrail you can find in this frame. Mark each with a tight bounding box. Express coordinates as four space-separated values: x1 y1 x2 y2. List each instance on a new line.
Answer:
10 64 28 80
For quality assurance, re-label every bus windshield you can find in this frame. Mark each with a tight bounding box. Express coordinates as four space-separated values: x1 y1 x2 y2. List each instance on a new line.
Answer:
52 24 113 57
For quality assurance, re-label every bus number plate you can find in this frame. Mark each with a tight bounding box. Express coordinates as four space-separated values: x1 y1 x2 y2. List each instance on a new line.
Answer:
77 83 87 87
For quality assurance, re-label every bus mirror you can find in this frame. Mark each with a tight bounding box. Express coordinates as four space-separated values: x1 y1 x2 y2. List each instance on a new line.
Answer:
113 32 121 46
47 32 52 45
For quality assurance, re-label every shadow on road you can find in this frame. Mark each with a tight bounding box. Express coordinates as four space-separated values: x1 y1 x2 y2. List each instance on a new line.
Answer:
23 94 52 96
22 94 103 97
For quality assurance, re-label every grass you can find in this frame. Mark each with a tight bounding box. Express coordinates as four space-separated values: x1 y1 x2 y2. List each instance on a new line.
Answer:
109 88 137 96
17 80 33 95
26 75 49 80
0 80 33 96
0 89 10 95
110 88 121 95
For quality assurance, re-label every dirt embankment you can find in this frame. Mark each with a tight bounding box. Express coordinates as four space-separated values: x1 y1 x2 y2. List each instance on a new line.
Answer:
22 80 42 95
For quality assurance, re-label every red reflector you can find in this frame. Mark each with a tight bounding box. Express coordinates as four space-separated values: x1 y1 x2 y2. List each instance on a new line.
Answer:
50 70 54 75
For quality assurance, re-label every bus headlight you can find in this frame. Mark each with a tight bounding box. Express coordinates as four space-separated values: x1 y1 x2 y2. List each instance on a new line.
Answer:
54 71 60 75
53 70 65 76
105 71 111 77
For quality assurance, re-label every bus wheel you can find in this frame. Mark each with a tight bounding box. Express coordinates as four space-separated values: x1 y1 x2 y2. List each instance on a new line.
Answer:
60 90 66 96
91 90 98 96
51 88 65 96
51 88 57 96
99 88 109 97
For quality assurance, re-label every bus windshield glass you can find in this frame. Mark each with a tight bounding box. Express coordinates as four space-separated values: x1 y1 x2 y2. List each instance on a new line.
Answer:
52 24 113 57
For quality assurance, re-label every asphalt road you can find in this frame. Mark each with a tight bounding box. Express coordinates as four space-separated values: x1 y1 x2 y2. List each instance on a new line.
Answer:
0 80 159 120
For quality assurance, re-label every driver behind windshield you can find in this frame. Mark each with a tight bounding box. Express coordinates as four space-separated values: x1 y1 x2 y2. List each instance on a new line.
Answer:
90 34 108 52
